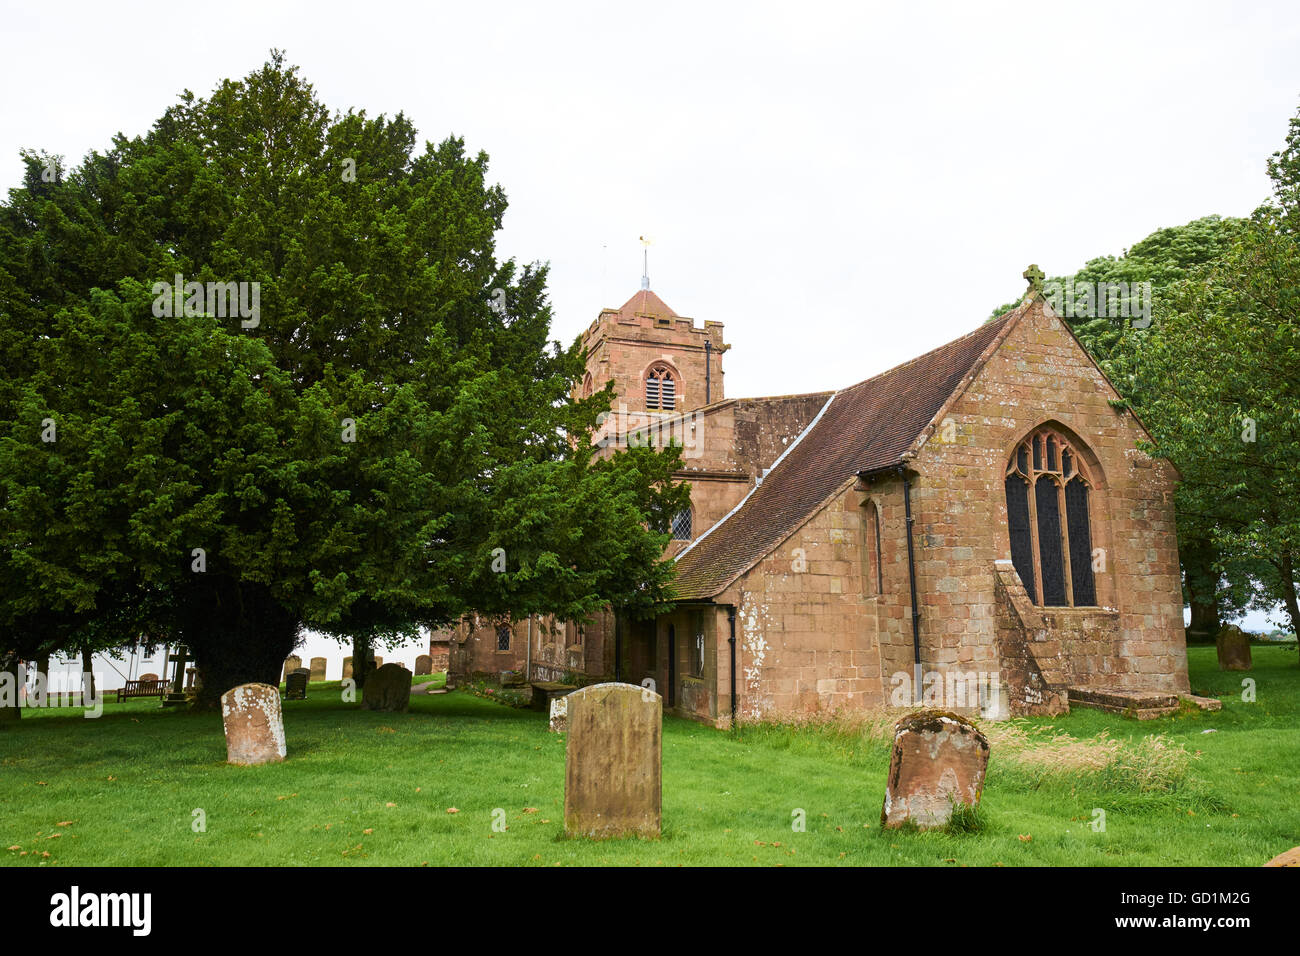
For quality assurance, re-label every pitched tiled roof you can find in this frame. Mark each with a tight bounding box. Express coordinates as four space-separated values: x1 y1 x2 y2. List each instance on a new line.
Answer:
670 306 1023 600
611 288 678 320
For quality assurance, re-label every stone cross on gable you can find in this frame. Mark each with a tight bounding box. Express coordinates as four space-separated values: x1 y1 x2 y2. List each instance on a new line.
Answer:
1023 263 1045 295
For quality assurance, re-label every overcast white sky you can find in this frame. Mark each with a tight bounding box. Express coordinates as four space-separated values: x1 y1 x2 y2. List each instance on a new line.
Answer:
6 0 1299 642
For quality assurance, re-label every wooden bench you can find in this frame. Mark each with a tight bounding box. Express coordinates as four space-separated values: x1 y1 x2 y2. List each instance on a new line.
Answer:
117 679 166 703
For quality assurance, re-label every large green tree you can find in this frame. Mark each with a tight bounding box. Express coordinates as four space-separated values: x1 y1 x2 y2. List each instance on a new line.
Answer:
0 52 688 707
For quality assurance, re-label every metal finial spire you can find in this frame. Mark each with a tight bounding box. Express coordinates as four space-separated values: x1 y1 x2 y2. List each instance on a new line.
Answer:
640 235 652 290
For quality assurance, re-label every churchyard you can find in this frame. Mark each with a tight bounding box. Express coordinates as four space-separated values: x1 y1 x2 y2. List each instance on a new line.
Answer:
1 645 1295 867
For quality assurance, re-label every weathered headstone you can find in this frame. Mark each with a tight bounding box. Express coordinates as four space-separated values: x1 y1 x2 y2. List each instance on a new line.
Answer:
564 682 661 838
283 656 302 681
162 645 190 707
139 672 159 683
415 654 433 676
361 663 412 713
309 657 327 681
1215 625 1252 671
373 657 383 668
1264 846 1300 867
881 709 989 829
501 670 525 687
221 683 287 765
285 668 309 701
342 656 353 680
549 694 568 733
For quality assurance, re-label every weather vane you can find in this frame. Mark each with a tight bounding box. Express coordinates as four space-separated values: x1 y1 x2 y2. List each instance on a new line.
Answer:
640 235 652 290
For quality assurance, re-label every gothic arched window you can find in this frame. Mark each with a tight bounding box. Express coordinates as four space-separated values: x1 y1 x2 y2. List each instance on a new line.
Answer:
1005 429 1097 607
645 364 677 411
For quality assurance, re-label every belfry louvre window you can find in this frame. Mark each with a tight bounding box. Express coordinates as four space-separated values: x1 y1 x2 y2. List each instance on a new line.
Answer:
1005 429 1097 607
645 365 677 410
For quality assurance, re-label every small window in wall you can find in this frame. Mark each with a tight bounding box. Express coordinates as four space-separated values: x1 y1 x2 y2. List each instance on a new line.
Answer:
645 364 677 411
692 632 705 677
496 623 511 651
862 501 883 597
582 372 593 398
671 508 692 540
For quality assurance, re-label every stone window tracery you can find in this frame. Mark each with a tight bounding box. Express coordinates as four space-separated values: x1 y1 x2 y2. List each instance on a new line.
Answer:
1005 428 1097 607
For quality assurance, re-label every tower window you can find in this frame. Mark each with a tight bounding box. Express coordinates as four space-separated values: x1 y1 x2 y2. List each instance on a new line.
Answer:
645 364 677 411
670 508 692 540
1004 428 1098 607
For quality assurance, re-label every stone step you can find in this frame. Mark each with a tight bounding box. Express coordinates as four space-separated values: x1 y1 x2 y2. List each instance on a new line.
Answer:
1067 687 1180 720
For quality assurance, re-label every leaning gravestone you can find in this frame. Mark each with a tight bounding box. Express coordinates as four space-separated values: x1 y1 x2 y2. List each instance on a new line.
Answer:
564 682 661 838
342 657 353 679
1216 625 1252 671
283 656 302 681
309 657 327 681
361 663 412 713
415 654 433 676
221 683 287 765
881 709 989 830
284 668 309 700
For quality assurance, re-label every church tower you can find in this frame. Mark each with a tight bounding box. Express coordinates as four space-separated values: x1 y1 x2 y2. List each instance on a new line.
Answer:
579 286 729 448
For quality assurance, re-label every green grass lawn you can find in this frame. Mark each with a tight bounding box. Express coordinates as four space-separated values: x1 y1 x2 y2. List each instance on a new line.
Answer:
1 646 1296 866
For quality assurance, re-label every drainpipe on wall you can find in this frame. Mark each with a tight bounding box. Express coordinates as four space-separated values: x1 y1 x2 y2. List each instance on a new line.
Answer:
725 604 737 730
614 611 622 683
899 465 923 704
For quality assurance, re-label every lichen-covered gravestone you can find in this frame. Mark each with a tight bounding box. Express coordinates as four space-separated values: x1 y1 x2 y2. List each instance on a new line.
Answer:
361 663 412 712
415 654 432 676
1215 625 1252 671
549 694 568 733
221 683 287 765
881 709 989 829
309 657 327 681
284 668 309 701
564 682 661 838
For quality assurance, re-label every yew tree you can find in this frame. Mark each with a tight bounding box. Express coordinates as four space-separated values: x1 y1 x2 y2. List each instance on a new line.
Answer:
0 52 688 707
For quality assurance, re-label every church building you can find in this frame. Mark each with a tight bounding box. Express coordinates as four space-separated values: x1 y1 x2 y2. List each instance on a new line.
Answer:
445 273 1192 726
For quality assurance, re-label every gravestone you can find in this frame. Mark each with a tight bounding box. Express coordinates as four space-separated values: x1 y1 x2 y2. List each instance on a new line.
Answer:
139 673 159 683
373 657 383 668
564 682 661 838
221 683 287 765
881 709 989 830
500 670 526 687
309 657 327 681
285 668 309 700
163 645 190 707
415 655 433 676
361 663 412 713
342 657 353 680
549 694 568 733
283 656 303 681
1264 846 1300 867
1215 625 1252 671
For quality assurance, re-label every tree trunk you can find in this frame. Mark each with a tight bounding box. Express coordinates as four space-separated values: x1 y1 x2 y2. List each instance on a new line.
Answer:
1181 538 1221 641
81 647 96 704
1279 551 1300 665
352 636 371 691
0 652 20 723
180 579 301 711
